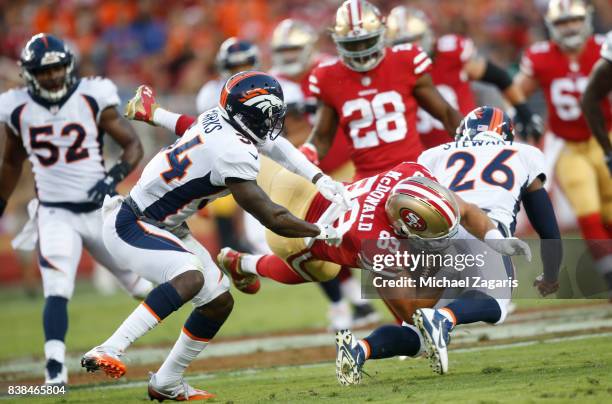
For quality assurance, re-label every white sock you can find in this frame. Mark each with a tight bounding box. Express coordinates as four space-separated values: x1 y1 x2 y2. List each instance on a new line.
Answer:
339 275 368 306
241 254 263 275
102 303 160 351
44 340 65 363
155 329 209 387
153 108 181 132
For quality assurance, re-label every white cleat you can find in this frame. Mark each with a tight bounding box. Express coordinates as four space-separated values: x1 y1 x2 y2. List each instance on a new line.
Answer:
413 308 452 375
147 373 216 401
335 330 365 386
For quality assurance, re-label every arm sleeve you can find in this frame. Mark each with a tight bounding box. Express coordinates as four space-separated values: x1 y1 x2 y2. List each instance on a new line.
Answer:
259 136 321 182
523 188 562 282
210 147 260 186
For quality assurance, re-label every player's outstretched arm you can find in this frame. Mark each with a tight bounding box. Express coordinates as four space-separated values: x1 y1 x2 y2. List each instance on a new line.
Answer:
87 108 144 204
0 124 27 217
124 84 195 136
455 193 531 261
581 58 612 173
465 57 543 141
522 178 561 295
303 102 339 163
227 178 339 243
412 74 463 139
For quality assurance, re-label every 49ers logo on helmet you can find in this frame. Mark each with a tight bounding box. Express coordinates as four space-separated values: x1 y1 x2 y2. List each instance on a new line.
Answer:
400 208 427 232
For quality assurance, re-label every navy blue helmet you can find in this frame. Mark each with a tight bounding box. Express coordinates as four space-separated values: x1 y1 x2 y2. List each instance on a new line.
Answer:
19 33 77 102
219 71 286 144
456 106 515 141
216 37 260 77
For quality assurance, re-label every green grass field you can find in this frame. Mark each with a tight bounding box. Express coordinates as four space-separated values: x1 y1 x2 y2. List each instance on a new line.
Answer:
12 335 612 403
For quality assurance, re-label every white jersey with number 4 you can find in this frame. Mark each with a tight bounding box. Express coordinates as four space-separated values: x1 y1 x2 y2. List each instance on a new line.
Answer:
417 139 546 233
0 77 120 204
130 107 260 229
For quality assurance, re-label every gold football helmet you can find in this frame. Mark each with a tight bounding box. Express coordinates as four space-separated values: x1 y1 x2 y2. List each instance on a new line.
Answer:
331 0 386 72
545 0 592 50
385 176 460 249
271 19 317 77
386 6 434 55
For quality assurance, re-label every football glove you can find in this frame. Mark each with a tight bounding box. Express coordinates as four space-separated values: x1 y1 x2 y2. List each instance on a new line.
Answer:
124 85 158 125
87 161 131 205
484 229 532 261
514 103 543 142
315 223 342 246
315 174 351 210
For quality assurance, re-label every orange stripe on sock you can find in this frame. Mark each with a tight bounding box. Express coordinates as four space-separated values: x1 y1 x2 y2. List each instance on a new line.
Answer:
361 339 371 360
440 307 457 327
141 302 161 322
182 326 211 342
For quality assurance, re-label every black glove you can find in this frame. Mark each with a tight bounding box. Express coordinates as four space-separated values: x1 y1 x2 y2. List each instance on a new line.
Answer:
606 152 612 177
514 103 543 142
87 161 131 205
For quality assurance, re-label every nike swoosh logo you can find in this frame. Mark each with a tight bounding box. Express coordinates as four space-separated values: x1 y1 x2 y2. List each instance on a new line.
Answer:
248 152 258 160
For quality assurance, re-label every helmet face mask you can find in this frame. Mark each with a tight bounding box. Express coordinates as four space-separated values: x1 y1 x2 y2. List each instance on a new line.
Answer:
332 0 386 72
219 71 287 144
19 33 76 103
545 0 592 51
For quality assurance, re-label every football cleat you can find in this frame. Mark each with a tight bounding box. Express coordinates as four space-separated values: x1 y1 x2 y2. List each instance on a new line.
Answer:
217 247 261 294
124 85 159 124
413 308 452 375
44 359 67 386
81 346 127 379
148 373 216 402
352 303 381 328
335 329 365 386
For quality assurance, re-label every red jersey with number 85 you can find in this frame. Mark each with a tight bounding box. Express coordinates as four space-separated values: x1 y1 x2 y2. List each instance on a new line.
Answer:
305 161 436 268
309 44 432 178
519 36 611 141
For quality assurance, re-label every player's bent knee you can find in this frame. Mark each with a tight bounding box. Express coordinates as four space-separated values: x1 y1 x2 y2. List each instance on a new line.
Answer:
196 291 234 322
306 261 340 282
170 270 205 301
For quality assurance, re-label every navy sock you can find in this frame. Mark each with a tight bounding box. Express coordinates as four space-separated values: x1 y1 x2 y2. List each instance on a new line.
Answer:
144 282 184 320
363 324 421 359
319 277 342 303
43 296 68 342
184 310 225 341
445 290 502 325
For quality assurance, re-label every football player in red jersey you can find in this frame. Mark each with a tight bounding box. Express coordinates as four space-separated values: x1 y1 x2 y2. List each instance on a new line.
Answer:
303 0 462 181
385 6 543 149
514 0 612 275
267 19 378 329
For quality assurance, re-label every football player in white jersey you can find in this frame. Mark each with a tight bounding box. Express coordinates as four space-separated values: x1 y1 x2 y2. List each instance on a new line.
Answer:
335 107 561 384
81 72 351 401
0 33 152 386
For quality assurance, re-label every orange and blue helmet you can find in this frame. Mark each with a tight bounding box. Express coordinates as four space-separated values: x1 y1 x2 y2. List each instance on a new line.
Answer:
215 37 260 77
218 71 287 144
455 106 515 142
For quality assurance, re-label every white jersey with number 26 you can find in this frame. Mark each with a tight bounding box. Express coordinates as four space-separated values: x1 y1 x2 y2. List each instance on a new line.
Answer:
418 139 546 233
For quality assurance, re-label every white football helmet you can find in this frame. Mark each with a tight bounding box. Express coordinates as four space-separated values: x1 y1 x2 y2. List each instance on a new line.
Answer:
331 0 386 72
386 6 434 55
271 19 317 77
545 0 592 50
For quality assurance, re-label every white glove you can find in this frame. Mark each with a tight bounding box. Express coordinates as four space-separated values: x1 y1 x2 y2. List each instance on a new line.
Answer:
484 229 532 262
314 223 342 247
315 174 351 210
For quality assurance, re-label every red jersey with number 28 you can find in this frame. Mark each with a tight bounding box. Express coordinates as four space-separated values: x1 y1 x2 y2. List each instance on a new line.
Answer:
520 36 611 141
309 45 432 179
306 161 436 268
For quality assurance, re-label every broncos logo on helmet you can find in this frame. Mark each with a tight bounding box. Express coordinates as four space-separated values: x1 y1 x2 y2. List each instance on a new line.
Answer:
239 89 284 117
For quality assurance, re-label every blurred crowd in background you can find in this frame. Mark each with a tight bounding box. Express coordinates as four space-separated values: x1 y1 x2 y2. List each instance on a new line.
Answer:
0 0 611 293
